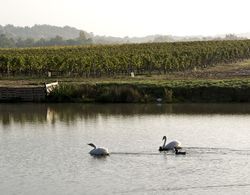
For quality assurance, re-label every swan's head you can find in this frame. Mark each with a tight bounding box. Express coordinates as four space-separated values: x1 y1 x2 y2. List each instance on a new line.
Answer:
88 143 96 149
159 146 163 151
162 136 167 140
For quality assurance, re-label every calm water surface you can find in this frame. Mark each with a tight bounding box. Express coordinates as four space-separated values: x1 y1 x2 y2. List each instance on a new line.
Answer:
1 103 250 194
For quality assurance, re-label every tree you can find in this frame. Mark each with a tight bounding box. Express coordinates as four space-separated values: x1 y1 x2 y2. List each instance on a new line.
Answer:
0 34 15 48
77 31 93 45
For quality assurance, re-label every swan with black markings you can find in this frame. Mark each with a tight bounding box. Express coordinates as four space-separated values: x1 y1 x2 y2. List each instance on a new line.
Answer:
88 143 109 156
159 136 181 151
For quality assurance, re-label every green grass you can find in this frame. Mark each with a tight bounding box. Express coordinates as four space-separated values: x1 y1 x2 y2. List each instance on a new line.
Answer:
2 58 250 103
2 58 250 86
45 79 250 103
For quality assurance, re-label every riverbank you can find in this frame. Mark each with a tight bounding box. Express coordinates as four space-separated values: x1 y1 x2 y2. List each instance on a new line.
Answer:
45 79 250 103
1 79 250 103
2 59 250 103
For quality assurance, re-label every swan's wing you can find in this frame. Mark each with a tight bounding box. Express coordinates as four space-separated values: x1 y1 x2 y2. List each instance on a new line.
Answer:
165 140 181 149
99 147 109 154
174 140 181 147
90 148 109 155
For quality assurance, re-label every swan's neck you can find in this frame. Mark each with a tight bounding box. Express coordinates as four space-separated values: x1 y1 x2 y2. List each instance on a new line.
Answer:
163 137 166 147
89 143 96 149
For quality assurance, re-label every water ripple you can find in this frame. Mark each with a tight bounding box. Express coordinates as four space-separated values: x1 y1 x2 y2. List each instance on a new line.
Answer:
118 183 250 194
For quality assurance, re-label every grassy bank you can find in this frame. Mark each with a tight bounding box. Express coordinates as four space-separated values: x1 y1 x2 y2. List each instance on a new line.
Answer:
2 59 250 103
47 79 250 103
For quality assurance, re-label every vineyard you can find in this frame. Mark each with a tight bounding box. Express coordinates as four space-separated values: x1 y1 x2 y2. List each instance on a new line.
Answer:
1 40 250 77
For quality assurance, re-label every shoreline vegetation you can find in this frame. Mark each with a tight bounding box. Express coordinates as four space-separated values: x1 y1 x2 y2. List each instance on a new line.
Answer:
1 40 250 103
1 78 250 103
46 79 250 103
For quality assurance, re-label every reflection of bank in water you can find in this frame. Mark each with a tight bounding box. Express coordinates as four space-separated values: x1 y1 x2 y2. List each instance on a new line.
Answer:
2 103 250 126
0 104 48 126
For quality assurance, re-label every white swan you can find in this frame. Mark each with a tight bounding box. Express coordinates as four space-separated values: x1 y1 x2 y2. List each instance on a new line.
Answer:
88 143 109 156
159 136 181 151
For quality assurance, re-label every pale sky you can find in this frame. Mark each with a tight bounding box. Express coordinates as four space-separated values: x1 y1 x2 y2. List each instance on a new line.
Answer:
1 0 250 37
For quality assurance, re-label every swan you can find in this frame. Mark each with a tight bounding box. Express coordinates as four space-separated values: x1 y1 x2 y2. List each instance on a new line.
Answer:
88 143 109 156
174 147 186 155
159 136 181 151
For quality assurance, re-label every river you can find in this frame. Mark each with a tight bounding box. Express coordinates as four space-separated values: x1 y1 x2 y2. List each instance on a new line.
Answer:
1 103 250 194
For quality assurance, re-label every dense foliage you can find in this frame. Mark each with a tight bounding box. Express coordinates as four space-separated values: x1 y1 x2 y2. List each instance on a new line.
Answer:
0 24 85 40
1 40 250 77
48 79 250 103
0 32 92 48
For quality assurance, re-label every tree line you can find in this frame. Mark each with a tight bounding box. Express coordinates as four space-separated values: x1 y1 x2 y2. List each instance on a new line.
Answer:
0 31 92 48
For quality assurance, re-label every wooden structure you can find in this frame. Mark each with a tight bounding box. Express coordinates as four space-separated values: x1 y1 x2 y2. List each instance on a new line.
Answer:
45 81 59 94
0 82 59 102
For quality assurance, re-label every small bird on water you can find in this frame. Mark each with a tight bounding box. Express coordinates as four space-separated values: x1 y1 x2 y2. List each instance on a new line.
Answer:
174 147 186 155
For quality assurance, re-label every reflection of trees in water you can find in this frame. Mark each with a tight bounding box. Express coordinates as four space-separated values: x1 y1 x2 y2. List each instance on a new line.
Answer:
1 103 250 126
49 104 172 121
